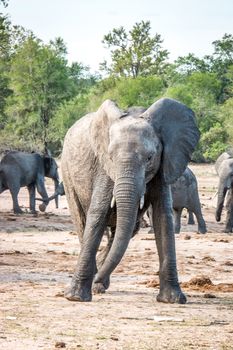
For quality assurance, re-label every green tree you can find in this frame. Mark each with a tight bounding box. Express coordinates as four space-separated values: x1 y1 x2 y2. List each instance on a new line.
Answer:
48 94 89 153
87 75 165 111
100 20 169 78
5 35 80 149
174 53 209 75
0 14 12 124
219 97 233 148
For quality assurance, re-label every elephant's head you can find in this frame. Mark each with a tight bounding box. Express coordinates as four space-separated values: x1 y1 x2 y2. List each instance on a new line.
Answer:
43 153 59 208
216 155 233 221
90 98 200 280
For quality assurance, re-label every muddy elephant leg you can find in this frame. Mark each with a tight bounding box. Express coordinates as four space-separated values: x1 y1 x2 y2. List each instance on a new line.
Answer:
187 210 195 225
92 227 115 294
173 208 182 234
27 184 36 213
65 175 113 302
225 189 233 233
152 177 186 304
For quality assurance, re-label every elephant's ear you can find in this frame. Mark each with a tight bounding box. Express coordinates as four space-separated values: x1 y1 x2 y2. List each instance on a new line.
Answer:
142 98 200 184
43 155 52 175
90 100 126 176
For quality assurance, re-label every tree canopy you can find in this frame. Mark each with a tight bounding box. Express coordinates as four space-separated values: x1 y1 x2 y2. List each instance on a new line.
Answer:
100 20 169 78
0 15 232 161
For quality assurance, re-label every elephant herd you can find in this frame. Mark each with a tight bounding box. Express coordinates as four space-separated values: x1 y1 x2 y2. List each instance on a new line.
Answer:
1 98 233 305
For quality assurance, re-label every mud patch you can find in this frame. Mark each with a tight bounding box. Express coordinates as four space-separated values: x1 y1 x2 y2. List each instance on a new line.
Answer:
139 275 233 293
181 276 233 292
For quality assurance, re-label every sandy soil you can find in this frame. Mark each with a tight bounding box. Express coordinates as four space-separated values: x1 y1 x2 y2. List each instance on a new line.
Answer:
0 164 233 350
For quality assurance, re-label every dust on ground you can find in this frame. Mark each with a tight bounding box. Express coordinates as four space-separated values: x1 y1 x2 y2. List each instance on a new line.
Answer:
0 164 233 350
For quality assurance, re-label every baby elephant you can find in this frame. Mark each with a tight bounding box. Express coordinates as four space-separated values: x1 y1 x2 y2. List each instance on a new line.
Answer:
0 150 59 213
148 167 207 234
172 167 207 234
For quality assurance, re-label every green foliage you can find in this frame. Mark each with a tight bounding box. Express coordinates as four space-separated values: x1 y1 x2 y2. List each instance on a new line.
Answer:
199 123 228 162
0 14 12 121
0 15 232 162
165 85 193 107
88 76 165 110
101 20 169 78
5 35 94 150
219 97 233 148
48 94 89 154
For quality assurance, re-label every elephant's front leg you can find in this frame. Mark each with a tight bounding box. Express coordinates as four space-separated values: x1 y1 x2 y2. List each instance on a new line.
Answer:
92 227 115 294
225 188 233 233
65 176 113 302
152 177 186 304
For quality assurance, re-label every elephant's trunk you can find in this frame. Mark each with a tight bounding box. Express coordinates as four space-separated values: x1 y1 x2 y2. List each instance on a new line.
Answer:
95 174 141 283
216 180 228 222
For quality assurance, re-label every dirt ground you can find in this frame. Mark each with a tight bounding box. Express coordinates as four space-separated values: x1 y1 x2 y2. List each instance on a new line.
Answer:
0 164 233 350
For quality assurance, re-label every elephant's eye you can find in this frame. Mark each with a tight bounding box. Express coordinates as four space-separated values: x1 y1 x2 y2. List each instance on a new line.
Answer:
147 155 152 162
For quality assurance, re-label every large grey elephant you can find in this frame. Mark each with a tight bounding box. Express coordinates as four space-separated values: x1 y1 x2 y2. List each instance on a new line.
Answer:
148 167 207 234
215 151 233 233
0 150 59 213
61 98 200 304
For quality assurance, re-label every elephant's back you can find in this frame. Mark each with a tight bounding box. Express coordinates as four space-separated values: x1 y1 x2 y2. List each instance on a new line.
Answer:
215 152 232 175
61 112 96 211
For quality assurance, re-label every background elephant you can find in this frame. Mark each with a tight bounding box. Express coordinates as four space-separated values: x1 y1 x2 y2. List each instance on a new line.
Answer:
215 151 233 233
172 167 207 234
147 167 207 234
61 98 199 304
0 150 59 213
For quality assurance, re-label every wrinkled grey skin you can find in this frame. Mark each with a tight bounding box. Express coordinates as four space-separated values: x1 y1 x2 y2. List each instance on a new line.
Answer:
147 167 207 234
0 151 59 213
215 151 233 233
61 98 199 304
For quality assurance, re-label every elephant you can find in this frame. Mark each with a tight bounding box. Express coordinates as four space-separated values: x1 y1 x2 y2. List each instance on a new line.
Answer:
215 151 233 233
0 150 59 214
147 167 207 234
61 98 200 304
172 167 207 234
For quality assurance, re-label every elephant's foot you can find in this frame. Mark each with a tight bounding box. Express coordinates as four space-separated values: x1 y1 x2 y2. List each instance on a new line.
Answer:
92 282 106 294
187 218 195 225
157 284 187 304
14 208 24 214
215 212 221 222
64 280 92 302
92 275 110 294
225 226 233 234
197 226 207 234
30 210 37 215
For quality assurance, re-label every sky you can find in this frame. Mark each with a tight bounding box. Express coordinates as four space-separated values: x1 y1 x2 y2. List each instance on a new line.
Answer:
2 0 233 73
